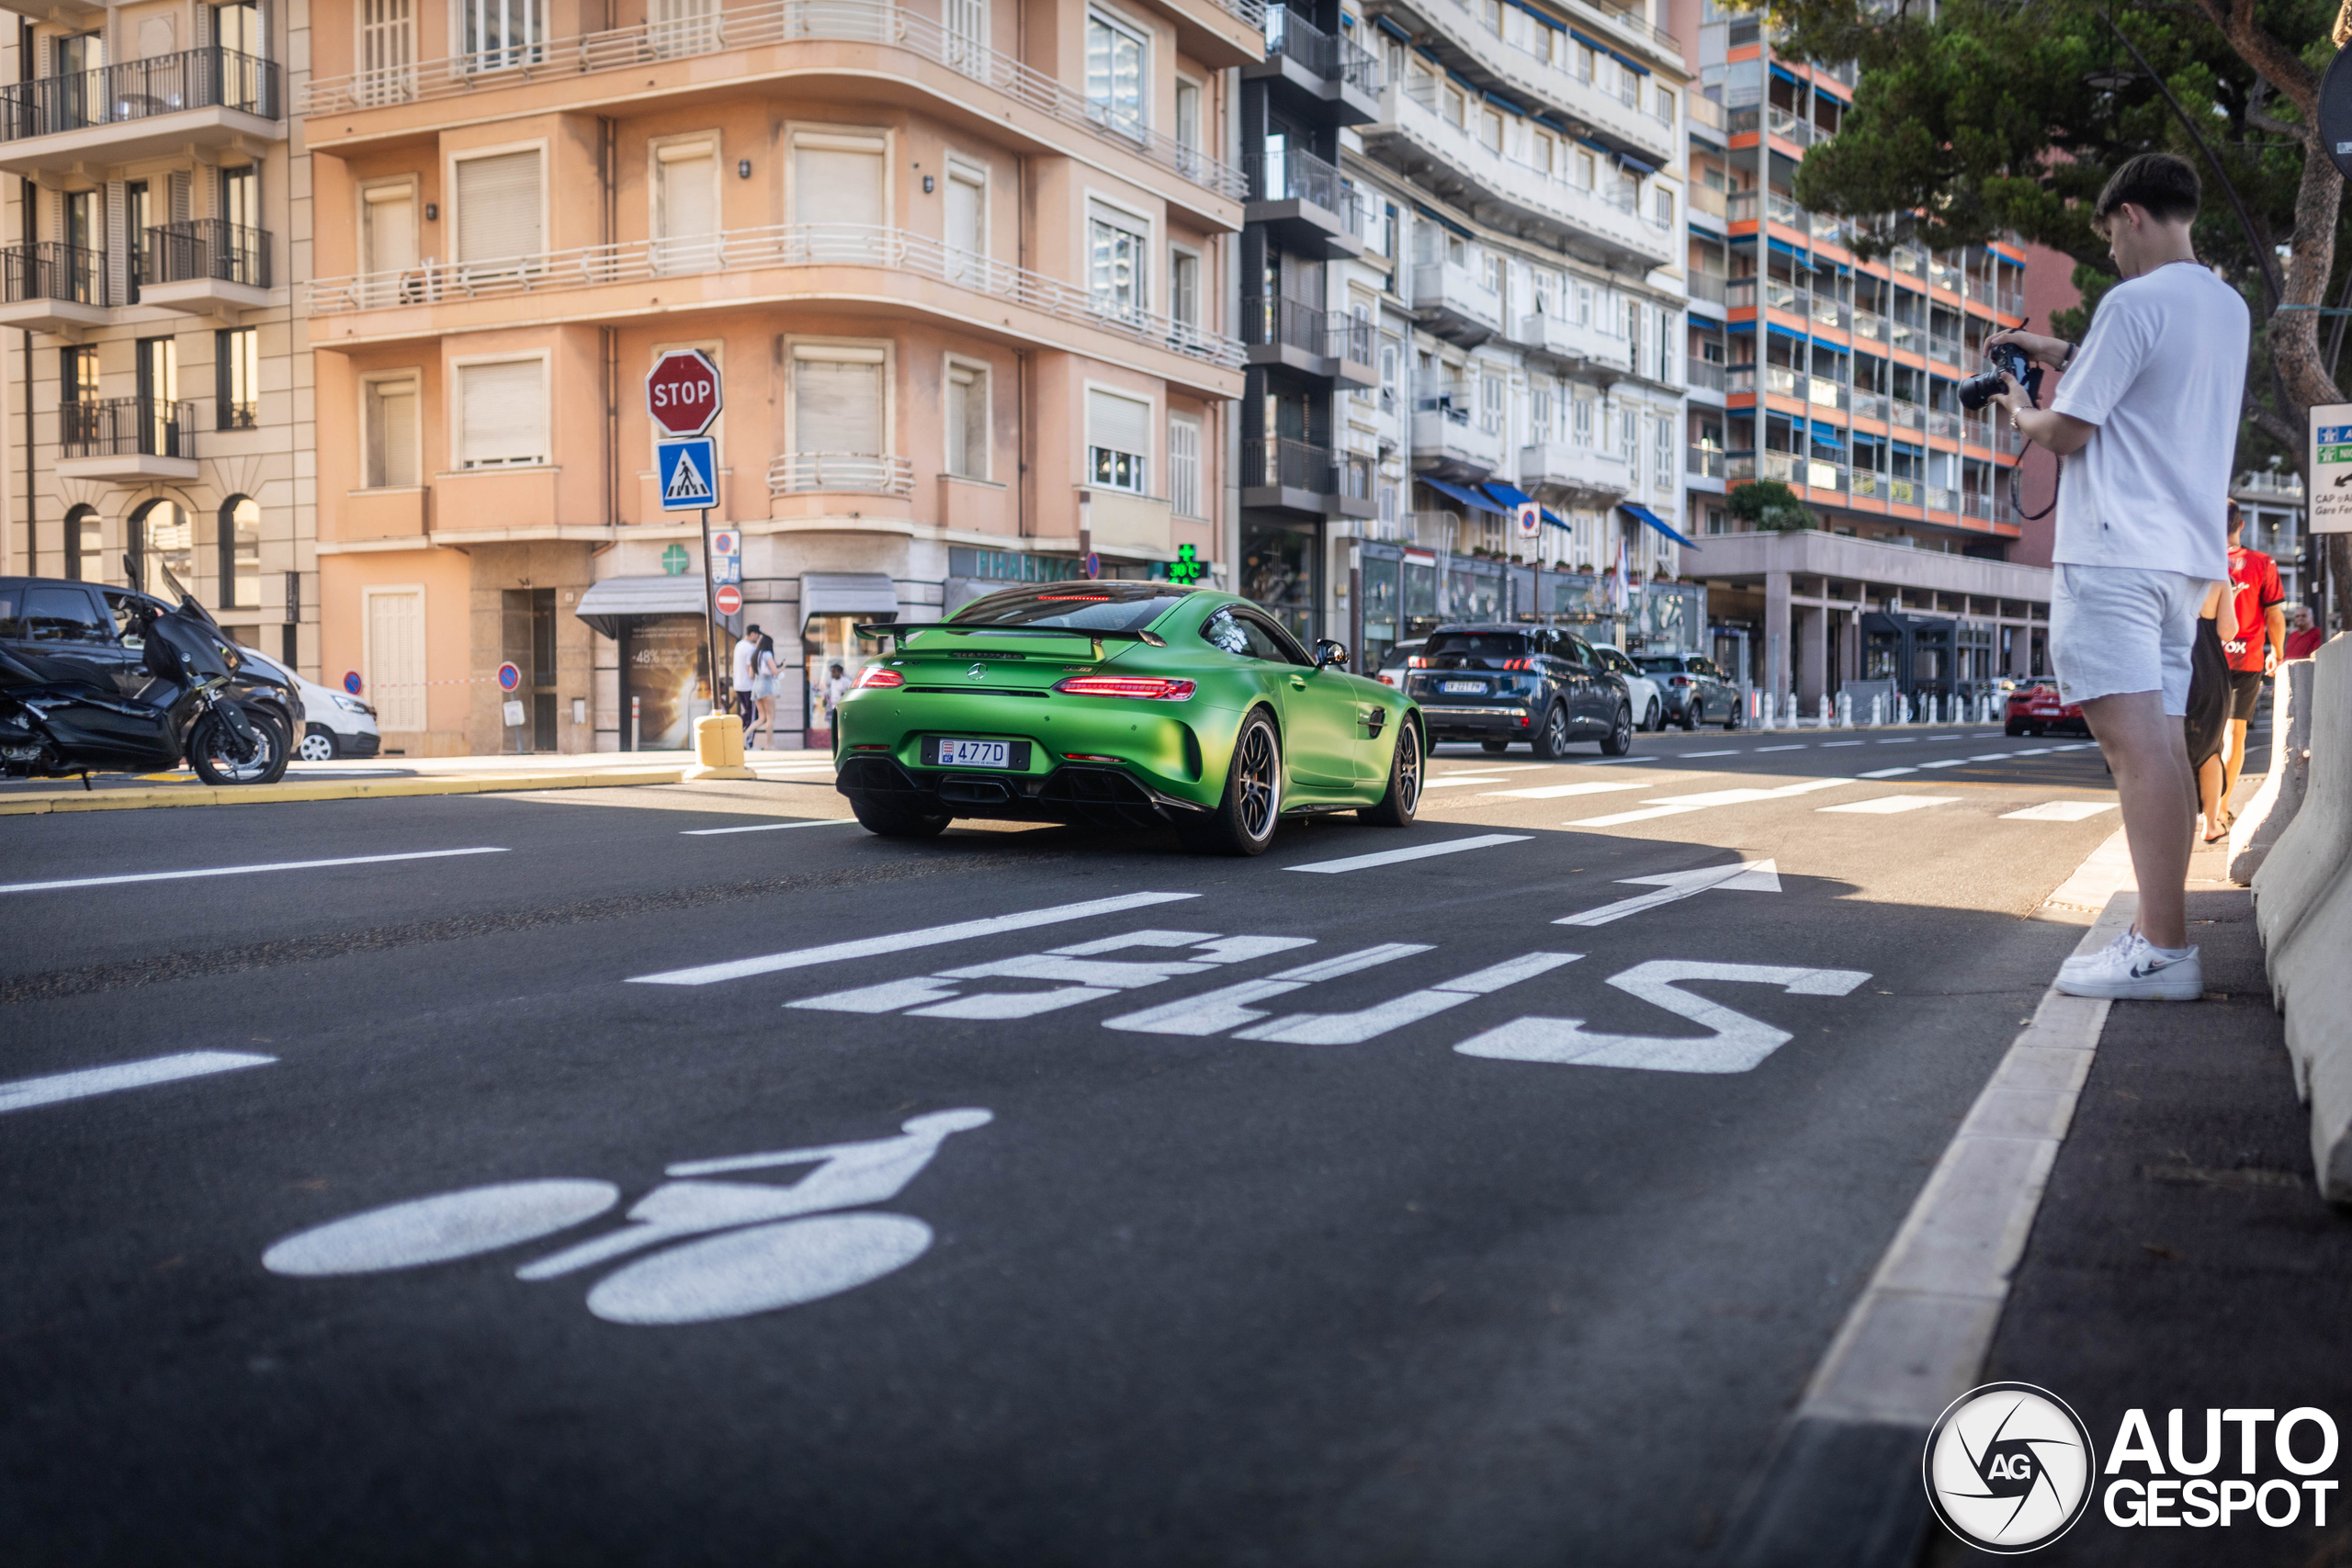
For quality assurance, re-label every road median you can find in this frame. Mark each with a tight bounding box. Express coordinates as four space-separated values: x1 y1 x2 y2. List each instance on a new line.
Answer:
0 767 689 817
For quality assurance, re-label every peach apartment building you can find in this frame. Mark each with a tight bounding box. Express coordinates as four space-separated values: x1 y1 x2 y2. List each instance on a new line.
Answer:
300 0 1259 754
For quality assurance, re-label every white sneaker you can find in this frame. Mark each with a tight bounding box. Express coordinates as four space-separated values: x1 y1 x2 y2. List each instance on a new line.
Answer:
2054 931 2203 1000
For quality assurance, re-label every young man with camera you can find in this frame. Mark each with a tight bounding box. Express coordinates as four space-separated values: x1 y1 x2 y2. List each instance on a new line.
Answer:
1984 152 2251 1000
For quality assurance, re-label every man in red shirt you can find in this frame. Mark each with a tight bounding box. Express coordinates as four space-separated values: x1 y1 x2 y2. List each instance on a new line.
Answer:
2220 501 2287 811
2285 604 2324 660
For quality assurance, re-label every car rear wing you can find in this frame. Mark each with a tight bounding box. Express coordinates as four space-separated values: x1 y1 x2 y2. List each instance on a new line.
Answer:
855 622 1168 649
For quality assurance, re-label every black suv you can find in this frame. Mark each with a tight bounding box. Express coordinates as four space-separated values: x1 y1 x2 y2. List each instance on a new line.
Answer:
1404 624 1633 758
1634 651 1741 731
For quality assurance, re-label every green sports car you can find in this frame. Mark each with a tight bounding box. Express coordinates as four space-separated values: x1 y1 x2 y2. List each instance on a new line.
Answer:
832 581 1422 854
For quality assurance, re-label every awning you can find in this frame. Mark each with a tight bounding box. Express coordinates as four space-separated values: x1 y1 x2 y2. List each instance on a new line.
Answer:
1543 507 1572 530
574 574 714 639
1620 502 1700 550
1616 152 1658 178
802 571 900 626
1809 426 1847 448
1420 475 1510 516
1480 480 1535 507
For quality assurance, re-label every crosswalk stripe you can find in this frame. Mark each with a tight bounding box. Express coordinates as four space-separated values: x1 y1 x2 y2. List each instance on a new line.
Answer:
1285 834 1531 874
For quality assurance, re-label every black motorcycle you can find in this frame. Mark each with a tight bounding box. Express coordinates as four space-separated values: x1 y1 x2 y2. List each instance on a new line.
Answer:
0 564 292 786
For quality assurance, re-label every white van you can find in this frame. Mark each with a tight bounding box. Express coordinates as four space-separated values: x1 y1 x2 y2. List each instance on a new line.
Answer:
234 646 382 760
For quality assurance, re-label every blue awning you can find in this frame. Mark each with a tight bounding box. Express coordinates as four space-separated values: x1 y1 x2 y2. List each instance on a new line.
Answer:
1481 480 1534 507
1620 502 1699 549
1810 427 1847 448
1374 13 1411 39
1617 152 1658 178
1770 62 1803 86
1421 475 1510 517
1543 507 1571 530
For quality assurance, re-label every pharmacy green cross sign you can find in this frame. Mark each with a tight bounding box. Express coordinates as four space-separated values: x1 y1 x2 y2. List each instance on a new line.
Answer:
662 543 690 576
1167 543 1207 585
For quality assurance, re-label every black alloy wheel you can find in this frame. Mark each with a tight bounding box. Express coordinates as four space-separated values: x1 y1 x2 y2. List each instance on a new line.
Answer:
189 707 290 785
1600 702 1634 756
1361 719 1421 827
1530 701 1573 761
1681 702 1700 731
1182 709 1283 856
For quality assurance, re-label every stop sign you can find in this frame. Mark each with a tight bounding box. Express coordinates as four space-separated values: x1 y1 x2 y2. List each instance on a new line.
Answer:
714 584 742 615
646 348 722 437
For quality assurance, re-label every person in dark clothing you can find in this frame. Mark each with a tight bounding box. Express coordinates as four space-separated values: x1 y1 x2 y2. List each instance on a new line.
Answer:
2186 581 2231 842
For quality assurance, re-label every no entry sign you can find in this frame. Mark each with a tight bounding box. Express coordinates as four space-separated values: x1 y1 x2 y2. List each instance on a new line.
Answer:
646 349 722 438
714 584 743 616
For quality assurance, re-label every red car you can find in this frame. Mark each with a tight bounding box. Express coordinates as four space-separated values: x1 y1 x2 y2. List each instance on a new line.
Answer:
2005 682 2087 737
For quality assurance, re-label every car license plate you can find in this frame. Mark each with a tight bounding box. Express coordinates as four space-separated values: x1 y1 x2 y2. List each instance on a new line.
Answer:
936 738 1012 768
1440 680 1486 694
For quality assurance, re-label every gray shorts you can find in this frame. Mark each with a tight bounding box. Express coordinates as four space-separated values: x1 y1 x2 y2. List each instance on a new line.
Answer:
2049 564 2210 716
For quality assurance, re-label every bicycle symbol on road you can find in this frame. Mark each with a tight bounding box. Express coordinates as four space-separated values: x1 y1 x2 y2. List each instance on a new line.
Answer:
263 1109 991 1325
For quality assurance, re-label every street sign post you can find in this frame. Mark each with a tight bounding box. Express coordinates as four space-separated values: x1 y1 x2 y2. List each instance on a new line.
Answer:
645 349 722 439
2310 404 2352 535
715 584 742 617
343 671 363 696
647 351 728 725
1516 502 1542 541
708 526 741 585
497 662 521 692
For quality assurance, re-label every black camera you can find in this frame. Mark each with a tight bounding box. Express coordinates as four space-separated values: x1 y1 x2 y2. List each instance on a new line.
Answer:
1957 342 2042 412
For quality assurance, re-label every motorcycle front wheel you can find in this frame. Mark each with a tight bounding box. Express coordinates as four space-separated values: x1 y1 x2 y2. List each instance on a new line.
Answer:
190 707 290 785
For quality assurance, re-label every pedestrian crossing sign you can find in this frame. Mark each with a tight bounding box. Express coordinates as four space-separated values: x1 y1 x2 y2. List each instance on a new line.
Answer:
657 437 718 513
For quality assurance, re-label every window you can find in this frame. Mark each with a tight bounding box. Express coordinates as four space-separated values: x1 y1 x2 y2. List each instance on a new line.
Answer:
213 1 262 55
1379 339 1399 409
63 505 99 581
1619 407 1637 465
1572 396 1592 445
1168 413 1200 516
1089 206 1148 319
220 163 258 236
1577 281 1593 325
652 139 719 272
792 344 887 462
219 496 260 608
944 360 989 479
456 358 547 468
1174 78 1201 154
790 130 884 229
216 326 257 429
1479 372 1504 434
357 0 414 103
364 375 420 487
1086 387 1150 493
461 0 542 68
1085 12 1146 132
1654 417 1672 491
136 501 193 601
1653 186 1673 229
18 585 111 644
1201 606 1301 663
1655 85 1675 122
138 336 177 455
1531 387 1551 436
454 148 542 266
944 159 986 264
1169 249 1199 329
60 344 97 409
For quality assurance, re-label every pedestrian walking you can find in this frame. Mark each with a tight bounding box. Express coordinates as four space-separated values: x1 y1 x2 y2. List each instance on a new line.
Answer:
730 625 761 728
2187 581 2230 842
2284 604 2324 660
2219 500 2286 816
822 660 850 735
752 633 779 750
1987 152 2249 1000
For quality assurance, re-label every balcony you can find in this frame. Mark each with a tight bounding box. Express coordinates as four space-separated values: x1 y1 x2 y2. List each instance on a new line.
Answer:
1928 334 1962 367
1765 107 1814 146
1927 410 1962 440
1365 0 1675 164
1924 485 1959 513
1687 272 1727 311
308 222 1243 391
1363 78 1672 270
1242 437 1375 518
1410 401 1504 479
1851 390 1887 422
1687 445 1726 479
1247 6 1379 124
139 220 272 312
1408 256 1503 344
1509 310 1628 373
1521 439 1631 499
1686 356 1727 395
58 397 198 481
1760 364 1801 400
1806 376 1847 412
0 49 281 175
1889 400 1925 433
1242 294 1375 386
0 242 114 332
1850 310 1887 344
1244 146 1364 258
300 0 1246 211
765 451 915 498
1765 191 1806 230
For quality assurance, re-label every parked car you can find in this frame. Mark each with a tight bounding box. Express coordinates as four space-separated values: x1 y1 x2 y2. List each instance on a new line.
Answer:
1590 643 1665 730
234 644 380 760
1634 651 1742 730
1373 638 1425 689
2004 681 2087 737
1404 623 1633 758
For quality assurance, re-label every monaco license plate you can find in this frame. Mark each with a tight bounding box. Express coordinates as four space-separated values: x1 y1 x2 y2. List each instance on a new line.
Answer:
936 738 1013 768
1440 680 1487 694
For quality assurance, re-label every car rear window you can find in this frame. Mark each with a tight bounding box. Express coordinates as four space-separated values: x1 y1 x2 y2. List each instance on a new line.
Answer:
1423 632 1531 663
1635 656 1686 674
948 583 1189 632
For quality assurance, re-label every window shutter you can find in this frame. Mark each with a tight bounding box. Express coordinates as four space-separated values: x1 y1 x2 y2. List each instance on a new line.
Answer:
456 150 542 265
368 380 419 486
945 168 983 255
1087 389 1149 457
1168 415 1199 516
791 137 883 228
362 186 416 275
656 144 717 239
793 353 884 454
458 359 547 467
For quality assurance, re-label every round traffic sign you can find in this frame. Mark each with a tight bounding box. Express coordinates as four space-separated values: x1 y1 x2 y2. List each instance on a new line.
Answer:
497 662 522 692
1083 552 1101 580
646 348 722 438
714 584 743 615
343 670 363 695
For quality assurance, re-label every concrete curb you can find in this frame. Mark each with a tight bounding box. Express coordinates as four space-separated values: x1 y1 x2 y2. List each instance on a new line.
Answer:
0 767 689 817
1713 867 2137 1568
2230 658 2314 885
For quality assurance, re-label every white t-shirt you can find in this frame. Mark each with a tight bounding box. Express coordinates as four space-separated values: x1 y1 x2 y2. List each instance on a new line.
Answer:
731 637 758 686
2050 261 2248 581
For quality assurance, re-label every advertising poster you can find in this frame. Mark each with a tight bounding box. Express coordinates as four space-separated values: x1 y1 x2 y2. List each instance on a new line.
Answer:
621 615 711 750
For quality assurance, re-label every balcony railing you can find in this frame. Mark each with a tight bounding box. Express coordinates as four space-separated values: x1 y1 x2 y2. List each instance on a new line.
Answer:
1889 400 1924 432
1924 485 1958 513
1688 272 1726 305
1804 459 1845 491
1765 107 1813 146
1245 436 1343 494
1889 247 1925 277
1761 365 1800 398
1245 145 1363 235
1927 410 1961 439
1725 363 1755 395
0 241 111 306
1851 309 1886 344
1726 189 1757 222
1851 390 1887 422
300 0 1243 200
1687 445 1725 478
1999 288 2026 316
1928 334 1961 366
0 48 280 140
61 397 197 460
1808 377 1847 411
144 219 271 288
1765 191 1805 228
766 451 914 496
1928 261 1962 293
1686 356 1726 391
1264 6 1377 92
309 222 1244 369
1243 293 1371 362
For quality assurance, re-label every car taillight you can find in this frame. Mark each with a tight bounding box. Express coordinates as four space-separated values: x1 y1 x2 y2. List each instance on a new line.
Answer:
1500 658 1533 671
1668 675 1690 685
1408 656 1430 668
1376 673 1396 686
1051 675 1197 701
854 666 903 689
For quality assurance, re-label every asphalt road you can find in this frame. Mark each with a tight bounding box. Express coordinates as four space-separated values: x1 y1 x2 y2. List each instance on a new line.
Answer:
0 723 2151 1565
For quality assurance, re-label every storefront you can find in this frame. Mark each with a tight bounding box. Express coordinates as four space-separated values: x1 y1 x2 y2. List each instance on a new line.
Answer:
575 576 725 750
799 573 901 750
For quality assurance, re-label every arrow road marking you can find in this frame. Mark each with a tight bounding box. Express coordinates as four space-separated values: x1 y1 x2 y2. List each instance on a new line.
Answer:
0 1051 275 1114
1453 961 1872 1073
1285 833 1531 874
1553 859 1781 926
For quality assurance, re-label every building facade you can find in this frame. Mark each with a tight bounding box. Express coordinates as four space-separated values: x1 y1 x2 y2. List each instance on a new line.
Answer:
300 0 1258 754
0 0 310 667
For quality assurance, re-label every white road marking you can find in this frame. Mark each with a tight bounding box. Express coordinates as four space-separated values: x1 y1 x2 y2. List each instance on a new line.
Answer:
681 818 858 836
1877 739 1919 745
1817 795 1962 815
1103 943 1430 1035
1968 752 2012 762
1927 734 1963 740
0 1051 275 1115
1820 740 1864 748
1454 961 1872 1073
1232 952 1582 1045
1753 744 1807 752
2052 742 2098 751
0 846 509 897
1285 834 1531 874
1555 859 1780 926
786 931 1317 1018
1418 775 1513 789
1917 759 1972 770
1683 749 1740 758
2012 748 2052 756
1999 801 2118 822
1567 778 1854 828
1860 767 1918 779
628 891 1200 986
1481 780 1653 800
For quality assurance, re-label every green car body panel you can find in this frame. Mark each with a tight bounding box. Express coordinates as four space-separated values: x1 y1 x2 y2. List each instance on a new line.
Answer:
831 582 1419 829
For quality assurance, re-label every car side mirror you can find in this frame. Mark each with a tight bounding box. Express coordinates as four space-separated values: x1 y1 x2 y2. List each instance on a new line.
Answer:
1313 638 1349 670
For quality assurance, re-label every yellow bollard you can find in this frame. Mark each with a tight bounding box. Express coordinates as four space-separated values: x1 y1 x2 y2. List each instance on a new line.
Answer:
686 713 757 780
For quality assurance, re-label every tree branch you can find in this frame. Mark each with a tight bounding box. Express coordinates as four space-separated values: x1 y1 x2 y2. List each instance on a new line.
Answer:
2204 0 2321 113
